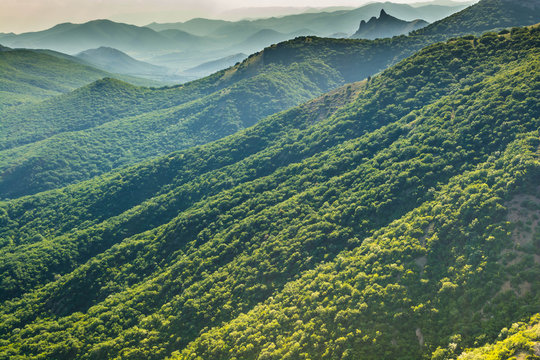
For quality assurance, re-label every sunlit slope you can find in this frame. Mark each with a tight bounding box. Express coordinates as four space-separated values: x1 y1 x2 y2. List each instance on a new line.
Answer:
0 26 538 359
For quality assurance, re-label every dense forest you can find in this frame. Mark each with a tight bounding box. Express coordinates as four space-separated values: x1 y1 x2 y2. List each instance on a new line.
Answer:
1 0 538 199
0 22 538 359
458 314 540 359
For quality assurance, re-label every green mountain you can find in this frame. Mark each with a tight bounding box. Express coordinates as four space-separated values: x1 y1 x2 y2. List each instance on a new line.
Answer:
0 2 469 75
457 314 540 360
75 47 169 80
0 46 108 107
0 0 537 199
0 46 160 108
0 37 377 199
414 0 540 36
351 9 429 39
0 20 171 55
0 24 538 360
234 29 317 54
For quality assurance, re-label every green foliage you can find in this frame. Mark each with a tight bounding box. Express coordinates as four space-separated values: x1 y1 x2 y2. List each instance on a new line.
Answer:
0 26 538 360
458 314 540 360
0 48 161 109
0 38 388 199
0 48 108 107
413 0 540 37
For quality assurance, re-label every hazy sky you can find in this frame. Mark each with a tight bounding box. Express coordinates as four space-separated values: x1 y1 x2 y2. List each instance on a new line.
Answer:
0 0 473 34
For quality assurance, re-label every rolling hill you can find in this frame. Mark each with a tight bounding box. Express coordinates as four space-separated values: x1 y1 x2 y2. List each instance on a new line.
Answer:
0 46 159 108
0 37 380 199
0 24 538 360
414 0 540 36
0 2 467 74
0 19 170 55
75 47 175 82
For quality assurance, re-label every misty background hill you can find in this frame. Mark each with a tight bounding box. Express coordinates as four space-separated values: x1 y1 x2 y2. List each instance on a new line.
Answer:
0 1 468 82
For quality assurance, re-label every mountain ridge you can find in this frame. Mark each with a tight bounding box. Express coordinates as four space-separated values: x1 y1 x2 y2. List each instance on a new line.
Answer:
351 9 429 39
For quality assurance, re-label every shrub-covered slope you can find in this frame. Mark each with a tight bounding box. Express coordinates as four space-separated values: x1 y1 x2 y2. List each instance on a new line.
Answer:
0 26 538 359
0 41 375 199
414 0 540 37
0 47 162 108
457 314 540 360
0 48 109 107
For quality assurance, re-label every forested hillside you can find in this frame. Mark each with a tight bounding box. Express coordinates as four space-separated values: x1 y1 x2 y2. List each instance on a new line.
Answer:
0 25 538 360
414 0 540 37
0 47 164 108
457 314 540 360
0 48 114 107
0 40 377 199
1 0 538 199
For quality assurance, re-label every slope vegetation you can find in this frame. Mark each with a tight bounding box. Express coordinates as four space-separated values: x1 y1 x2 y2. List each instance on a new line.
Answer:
0 47 108 107
0 34 414 199
458 314 540 360
0 46 164 108
0 25 538 360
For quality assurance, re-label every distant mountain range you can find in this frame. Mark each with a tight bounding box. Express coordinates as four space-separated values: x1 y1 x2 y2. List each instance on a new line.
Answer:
0 1 468 76
351 9 429 39
146 2 467 35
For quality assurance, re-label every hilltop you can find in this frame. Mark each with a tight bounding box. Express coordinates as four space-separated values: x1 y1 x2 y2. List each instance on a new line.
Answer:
75 47 177 83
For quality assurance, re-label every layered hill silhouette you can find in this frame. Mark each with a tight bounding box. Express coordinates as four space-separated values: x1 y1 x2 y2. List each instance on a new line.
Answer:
0 20 172 55
146 2 466 36
0 2 467 73
0 24 538 360
351 9 429 39
75 47 186 83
